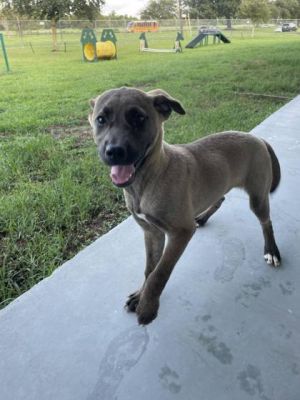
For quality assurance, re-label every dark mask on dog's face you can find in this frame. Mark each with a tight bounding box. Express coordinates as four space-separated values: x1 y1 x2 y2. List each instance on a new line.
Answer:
89 87 185 187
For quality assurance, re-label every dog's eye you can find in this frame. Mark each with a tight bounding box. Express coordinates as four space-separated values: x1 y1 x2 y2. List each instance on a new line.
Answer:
97 115 106 126
126 109 147 129
133 114 146 129
137 115 146 124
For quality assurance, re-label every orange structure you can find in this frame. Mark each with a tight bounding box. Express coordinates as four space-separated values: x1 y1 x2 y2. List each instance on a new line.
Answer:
127 21 159 33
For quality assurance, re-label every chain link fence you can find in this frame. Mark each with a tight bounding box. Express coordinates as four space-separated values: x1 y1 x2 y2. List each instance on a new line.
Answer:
0 18 299 47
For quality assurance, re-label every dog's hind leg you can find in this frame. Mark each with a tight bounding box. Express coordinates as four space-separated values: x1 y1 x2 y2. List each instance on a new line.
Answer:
249 194 281 267
196 196 225 227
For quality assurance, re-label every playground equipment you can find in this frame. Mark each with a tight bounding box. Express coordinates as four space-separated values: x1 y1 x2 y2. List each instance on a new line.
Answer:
139 32 184 53
186 28 230 49
0 33 10 72
80 28 117 62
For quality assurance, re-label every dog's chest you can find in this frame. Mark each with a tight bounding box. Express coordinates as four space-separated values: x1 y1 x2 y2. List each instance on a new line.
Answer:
124 189 142 214
124 189 151 223
135 212 149 223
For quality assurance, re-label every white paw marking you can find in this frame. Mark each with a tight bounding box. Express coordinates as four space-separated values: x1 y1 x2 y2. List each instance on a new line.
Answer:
273 256 280 267
264 253 280 267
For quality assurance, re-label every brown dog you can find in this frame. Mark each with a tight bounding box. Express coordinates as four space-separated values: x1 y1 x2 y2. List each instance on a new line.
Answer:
89 87 281 325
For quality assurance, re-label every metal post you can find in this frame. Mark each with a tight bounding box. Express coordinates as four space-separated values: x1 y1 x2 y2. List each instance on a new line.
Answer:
16 17 25 47
0 33 10 72
177 0 183 34
187 13 192 37
59 19 63 41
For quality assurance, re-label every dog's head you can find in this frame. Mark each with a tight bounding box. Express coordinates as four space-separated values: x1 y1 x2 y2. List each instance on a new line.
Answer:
89 87 185 187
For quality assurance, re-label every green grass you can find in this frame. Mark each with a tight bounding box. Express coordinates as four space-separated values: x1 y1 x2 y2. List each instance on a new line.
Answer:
0 29 300 307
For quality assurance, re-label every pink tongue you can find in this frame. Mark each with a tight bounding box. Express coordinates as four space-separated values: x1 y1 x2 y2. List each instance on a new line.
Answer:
110 165 135 185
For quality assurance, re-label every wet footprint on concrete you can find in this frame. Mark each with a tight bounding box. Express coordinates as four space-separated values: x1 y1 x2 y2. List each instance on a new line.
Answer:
291 362 300 376
214 238 245 283
237 364 270 399
193 315 233 365
235 277 271 308
278 323 293 340
159 365 181 394
198 332 233 365
279 281 294 296
87 326 149 400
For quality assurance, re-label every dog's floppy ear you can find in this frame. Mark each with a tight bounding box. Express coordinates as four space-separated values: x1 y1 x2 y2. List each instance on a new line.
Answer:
88 97 97 126
147 89 185 119
89 97 97 109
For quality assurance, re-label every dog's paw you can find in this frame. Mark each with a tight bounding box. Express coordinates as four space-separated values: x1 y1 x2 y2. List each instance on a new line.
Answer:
195 215 209 227
264 243 281 267
136 298 159 325
125 290 141 312
264 253 281 267
137 307 158 325
195 197 225 228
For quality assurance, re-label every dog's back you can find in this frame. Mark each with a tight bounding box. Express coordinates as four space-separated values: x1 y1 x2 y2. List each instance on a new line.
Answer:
183 131 279 197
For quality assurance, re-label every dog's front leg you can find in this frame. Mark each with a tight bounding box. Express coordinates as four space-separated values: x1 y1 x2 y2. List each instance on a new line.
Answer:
126 220 165 312
136 226 195 325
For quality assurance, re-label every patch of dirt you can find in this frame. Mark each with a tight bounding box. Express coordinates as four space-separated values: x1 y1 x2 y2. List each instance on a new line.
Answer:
47 124 93 147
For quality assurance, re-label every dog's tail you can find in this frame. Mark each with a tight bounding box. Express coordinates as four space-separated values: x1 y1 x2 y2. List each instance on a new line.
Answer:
263 140 281 193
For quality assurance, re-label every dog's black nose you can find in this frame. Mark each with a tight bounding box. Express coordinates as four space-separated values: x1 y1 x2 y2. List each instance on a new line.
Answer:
105 144 126 163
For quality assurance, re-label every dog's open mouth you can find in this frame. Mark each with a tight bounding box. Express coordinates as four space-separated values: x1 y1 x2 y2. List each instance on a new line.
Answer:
109 147 150 187
109 146 151 187
110 165 135 187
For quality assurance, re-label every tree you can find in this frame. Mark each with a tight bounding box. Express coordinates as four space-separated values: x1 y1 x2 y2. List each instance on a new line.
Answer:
185 0 241 27
274 0 300 19
214 0 241 28
186 0 217 19
140 0 177 20
72 0 103 20
0 0 105 50
103 11 137 21
239 0 270 24
268 2 281 19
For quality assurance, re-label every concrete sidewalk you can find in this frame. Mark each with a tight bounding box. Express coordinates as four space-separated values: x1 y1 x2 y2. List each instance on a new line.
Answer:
0 97 300 400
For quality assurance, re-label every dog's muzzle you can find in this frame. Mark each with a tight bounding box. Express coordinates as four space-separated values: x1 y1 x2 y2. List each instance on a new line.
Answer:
110 164 135 186
107 146 150 188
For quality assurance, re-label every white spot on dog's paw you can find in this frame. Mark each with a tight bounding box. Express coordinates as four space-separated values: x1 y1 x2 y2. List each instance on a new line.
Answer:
273 256 280 267
264 254 272 264
264 254 280 267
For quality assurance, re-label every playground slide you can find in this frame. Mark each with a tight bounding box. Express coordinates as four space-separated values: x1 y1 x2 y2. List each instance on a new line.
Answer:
185 31 231 48
185 33 206 48
217 33 231 43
